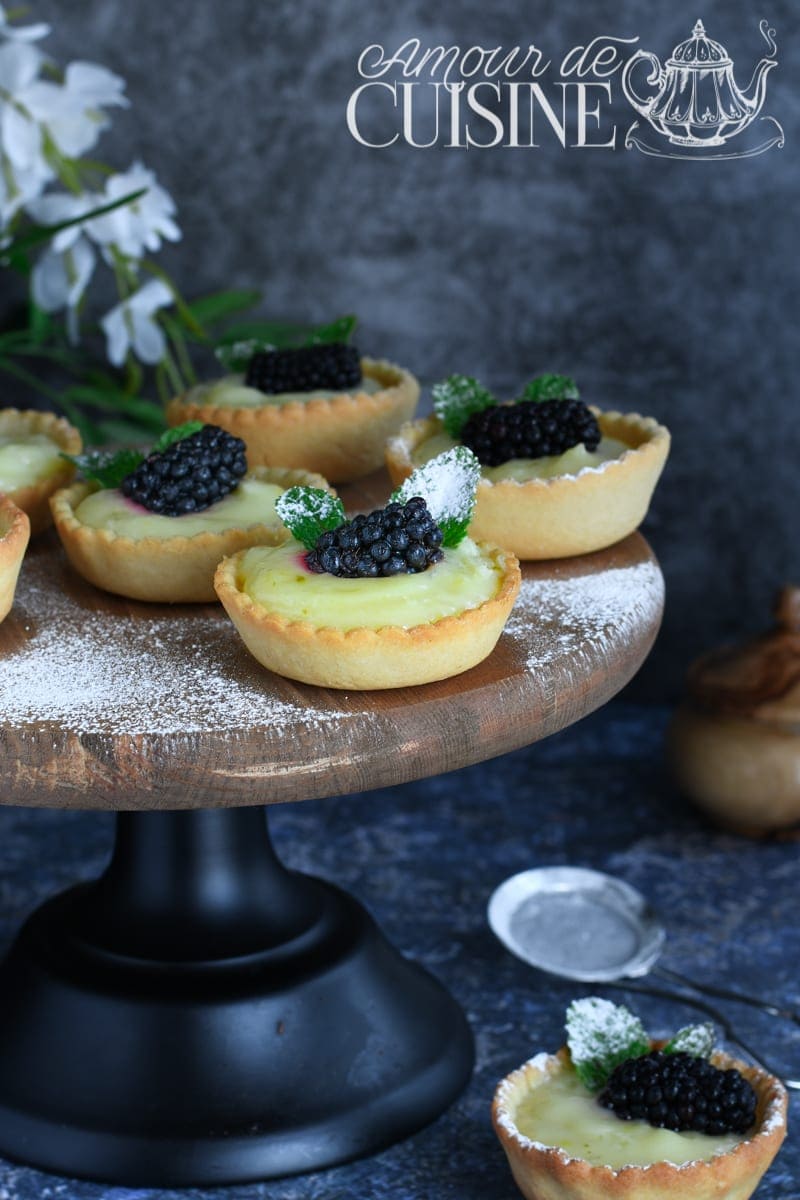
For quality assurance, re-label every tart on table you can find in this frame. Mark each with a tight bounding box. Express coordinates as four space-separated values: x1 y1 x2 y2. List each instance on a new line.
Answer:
166 318 419 483
0 408 82 535
50 422 333 603
215 447 521 690
493 997 787 1200
386 373 670 559
0 495 30 624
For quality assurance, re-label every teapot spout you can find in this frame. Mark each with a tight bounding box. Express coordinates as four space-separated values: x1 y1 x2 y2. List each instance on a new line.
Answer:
740 57 776 119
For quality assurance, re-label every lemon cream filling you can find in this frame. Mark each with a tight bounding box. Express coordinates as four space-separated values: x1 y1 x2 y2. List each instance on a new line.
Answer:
237 537 502 631
185 373 383 410
74 478 286 539
0 434 64 491
514 1066 743 1169
411 429 629 482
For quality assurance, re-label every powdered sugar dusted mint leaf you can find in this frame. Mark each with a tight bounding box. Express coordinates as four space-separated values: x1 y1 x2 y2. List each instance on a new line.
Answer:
664 1022 715 1058
64 448 145 489
391 446 480 548
275 486 345 549
518 373 580 403
566 997 649 1092
431 374 495 439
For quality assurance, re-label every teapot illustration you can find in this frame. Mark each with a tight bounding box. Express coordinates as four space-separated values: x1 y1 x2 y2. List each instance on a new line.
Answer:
622 19 777 147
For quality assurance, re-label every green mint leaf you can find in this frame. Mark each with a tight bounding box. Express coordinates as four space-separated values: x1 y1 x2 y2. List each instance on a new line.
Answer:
391 446 480 549
664 1023 716 1058
62 449 145 490
152 421 204 453
432 374 495 439
519 374 580 404
304 314 357 345
566 997 650 1093
275 486 346 550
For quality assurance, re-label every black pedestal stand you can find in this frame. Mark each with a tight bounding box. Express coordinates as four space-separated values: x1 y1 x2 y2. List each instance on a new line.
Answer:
0 808 474 1186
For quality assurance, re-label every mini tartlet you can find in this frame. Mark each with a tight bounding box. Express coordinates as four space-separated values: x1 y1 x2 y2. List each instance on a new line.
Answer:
167 356 420 484
215 537 519 690
386 375 670 559
0 495 30 623
51 464 333 604
215 448 521 689
0 408 82 535
493 1047 786 1200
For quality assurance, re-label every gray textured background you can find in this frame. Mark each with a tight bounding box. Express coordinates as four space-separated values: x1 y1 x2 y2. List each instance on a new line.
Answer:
29 0 800 699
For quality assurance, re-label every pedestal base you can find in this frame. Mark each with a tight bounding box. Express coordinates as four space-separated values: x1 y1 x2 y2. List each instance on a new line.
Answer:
0 810 473 1185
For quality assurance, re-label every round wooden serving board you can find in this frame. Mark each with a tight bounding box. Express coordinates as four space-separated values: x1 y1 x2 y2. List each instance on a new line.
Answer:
0 475 664 810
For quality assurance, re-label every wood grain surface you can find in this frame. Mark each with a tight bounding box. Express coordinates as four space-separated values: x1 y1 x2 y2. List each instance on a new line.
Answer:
0 474 664 810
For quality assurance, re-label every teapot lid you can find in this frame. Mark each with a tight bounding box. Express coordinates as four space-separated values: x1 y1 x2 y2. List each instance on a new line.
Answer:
668 19 732 69
686 585 800 725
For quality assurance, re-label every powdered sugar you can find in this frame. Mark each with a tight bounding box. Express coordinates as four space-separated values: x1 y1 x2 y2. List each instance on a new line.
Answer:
2 553 356 737
504 561 664 673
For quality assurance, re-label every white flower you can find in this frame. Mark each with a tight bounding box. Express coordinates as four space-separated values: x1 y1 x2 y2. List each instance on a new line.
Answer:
101 279 173 367
0 5 50 42
27 193 101 340
0 149 52 224
88 162 180 259
0 41 46 172
23 61 127 159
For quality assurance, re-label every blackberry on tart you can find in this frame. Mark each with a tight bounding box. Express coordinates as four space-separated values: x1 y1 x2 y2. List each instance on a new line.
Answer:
386 371 670 560
50 422 334 603
492 997 787 1200
165 318 420 484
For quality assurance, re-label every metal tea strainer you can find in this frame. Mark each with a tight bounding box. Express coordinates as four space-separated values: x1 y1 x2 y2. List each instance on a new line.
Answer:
488 865 800 1090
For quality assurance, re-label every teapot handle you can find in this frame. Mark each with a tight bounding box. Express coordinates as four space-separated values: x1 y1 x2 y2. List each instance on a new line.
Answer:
621 50 665 118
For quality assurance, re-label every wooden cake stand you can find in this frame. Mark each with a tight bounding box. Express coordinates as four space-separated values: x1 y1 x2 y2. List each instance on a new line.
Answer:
0 474 664 1186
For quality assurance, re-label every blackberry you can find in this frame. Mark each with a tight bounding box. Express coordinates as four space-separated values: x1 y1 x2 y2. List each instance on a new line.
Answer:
121 425 247 516
245 342 361 393
599 1052 757 1136
461 398 601 467
306 497 444 578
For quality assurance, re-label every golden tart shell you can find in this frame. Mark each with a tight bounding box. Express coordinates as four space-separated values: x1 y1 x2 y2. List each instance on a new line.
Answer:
385 411 670 560
0 408 82 535
166 357 420 484
0 495 30 623
492 1047 787 1200
214 540 521 690
50 466 334 604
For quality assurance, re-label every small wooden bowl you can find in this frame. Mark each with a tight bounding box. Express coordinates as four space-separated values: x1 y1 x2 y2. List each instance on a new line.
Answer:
670 586 800 835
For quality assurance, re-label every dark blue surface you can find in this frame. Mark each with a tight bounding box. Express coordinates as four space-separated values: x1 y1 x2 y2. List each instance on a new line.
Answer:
0 702 796 1198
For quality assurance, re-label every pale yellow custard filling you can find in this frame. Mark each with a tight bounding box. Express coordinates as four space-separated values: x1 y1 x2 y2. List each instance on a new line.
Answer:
186 373 382 410
74 479 286 540
0 434 64 490
411 429 630 482
237 537 503 631
515 1066 743 1169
